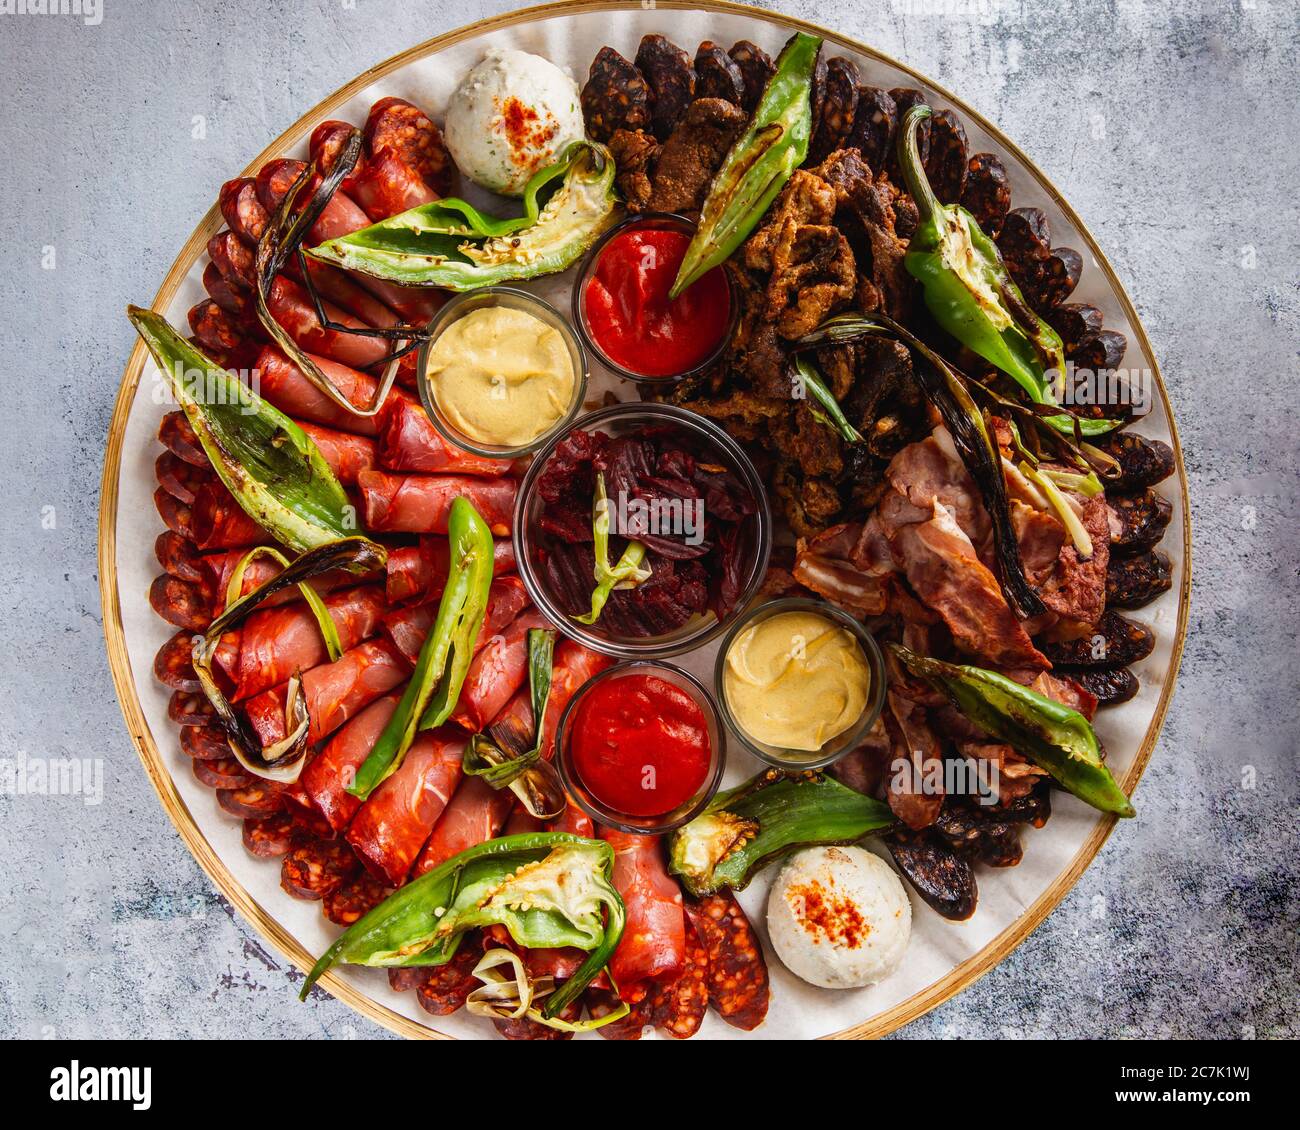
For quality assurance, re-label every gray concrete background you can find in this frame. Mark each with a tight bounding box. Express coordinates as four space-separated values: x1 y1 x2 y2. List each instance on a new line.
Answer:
0 0 1295 1040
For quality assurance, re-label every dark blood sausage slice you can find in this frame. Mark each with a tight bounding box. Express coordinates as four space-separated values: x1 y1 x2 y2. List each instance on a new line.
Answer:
154 630 201 692
193 756 255 791
889 833 977 920
650 918 710 1039
1107 550 1173 609
810 56 860 161
1029 246 1082 310
159 410 206 467
729 40 774 112
1039 609 1156 669
219 177 270 247
960 151 1011 238
414 939 483 1016
887 88 930 182
923 108 969 205
846 86 898 176
1109 489 1173 556
1062 666 1140 707
155 451 211 505
169 689 214 727
203 261 255 319
155 531 205 584
180 724 230 762
809 49 828 135
243 811 299 858
149 574 210 632
281 839 360 901
589 983 652 1040
685 891 770 1031
996 207 1052 295
636 34 694 140
1099 431 1175 491
207 231 257 291
1069 328 1128 373
323 872 392 927
387 967 429 993
154 487 195 541
693 40 745 105
364 96 453 196
218 781 284 820
581 47 652 142
1047 302 1104 354
494 1005 580 1041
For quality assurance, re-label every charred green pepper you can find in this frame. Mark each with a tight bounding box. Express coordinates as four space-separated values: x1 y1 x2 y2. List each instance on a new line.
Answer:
307 141 619 290
670 32 822 297
301 832 625 1019
892 645 1135 817
668 770 896 897
896 107 1115 438
794 357 863 444
573 472 651 625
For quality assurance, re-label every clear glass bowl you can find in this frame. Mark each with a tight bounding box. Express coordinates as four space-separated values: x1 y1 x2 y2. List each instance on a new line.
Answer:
555 661 726 835
416 286 588 460
713 597 888 771
571 212 738 385
513 401 772 659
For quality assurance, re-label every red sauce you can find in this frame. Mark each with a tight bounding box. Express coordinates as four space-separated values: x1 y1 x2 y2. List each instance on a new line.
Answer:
583 227 731 378
570 673 711 817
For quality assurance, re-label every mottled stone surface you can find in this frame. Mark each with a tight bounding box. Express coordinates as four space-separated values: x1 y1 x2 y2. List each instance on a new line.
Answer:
0 0 1294 1040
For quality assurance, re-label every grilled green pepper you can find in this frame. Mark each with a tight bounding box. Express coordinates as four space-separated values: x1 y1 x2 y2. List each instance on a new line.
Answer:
573 472 651 625
301 833 625 1019
668 770 896 897
891 644 1135 817
794 357 863 443
670 32 822 297
307 141 619 290
896 107 1115 438
348 497 494 798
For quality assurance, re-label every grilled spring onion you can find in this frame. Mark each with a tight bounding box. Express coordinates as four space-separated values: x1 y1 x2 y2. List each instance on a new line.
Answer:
667 770 896 897
891 645 1135 817
572 472 651 626
189 538 386 782
793 357 863 443
795 311 1046 619
1020 460 1094 558
129 308 366 553
462 629 566 820
465 948 630 1033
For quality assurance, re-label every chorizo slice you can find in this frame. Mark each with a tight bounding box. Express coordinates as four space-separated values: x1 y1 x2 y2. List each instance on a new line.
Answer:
589 983 652 1041
1109 489 1173 556
693 40 745 105
1062 666 1140 708
810 57 861 161
158 410 206 467
1099 431 1175 490
217 781 285 820
887 88 930 182
281 839 359 901
923 108 968 204
494 1002 579 1041
414 939 482 1016
581 47 652 142
207 231 257 292
188 299 252 357
154 486 195 541
243 811 299 858
323 872 392 927
1047 302 1104 354
847 86 898 177
729 40 774 111
960 151 1011 238
1038 609 1155 669
168 690 214 727
310 119 361 183
996 206 1052 293
889 833 977 921
1029 246 1082 310
218 177 270 247
650 919 710 1039
636 34 694 140
193 756 254 792
685 892 770 1031
1106 550 1174 609
180 724 230 762
149 574 210 632
1068 328 1128 373
154 630 201 692
155 451 211 505
202 261 255 320
387 967 430 993
155 531 204 584
364 96 453 196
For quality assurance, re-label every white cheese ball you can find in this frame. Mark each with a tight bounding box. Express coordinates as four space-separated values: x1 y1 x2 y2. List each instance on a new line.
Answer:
767 845 912 989
444 49 586 197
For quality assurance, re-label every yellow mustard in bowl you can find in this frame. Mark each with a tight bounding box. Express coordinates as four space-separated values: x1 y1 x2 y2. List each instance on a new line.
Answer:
722 610 871 752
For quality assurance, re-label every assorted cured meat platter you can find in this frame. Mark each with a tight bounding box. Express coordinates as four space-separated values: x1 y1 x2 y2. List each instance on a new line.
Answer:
102 2 1187 1040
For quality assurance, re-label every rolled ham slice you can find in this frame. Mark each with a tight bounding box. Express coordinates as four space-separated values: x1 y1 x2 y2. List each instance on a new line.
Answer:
297 422 378 485
449 609 552 733
255 344 388 437
377 394 509 477
385 536 516 605
382 576 529 666
359 470 516 536
201 549 349 615
267 275 389 371
300 692 401 834
600 828 686 987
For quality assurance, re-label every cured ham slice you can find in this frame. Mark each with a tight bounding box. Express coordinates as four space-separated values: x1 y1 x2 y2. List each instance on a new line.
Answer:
449 609 552 733
600 829 686 987
191 480 267 550
358 470 516 536
385 536 516 605
300 692 402 834
377 394 509 477
255 344 385 437
381 576 529 666
296 423 378 485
